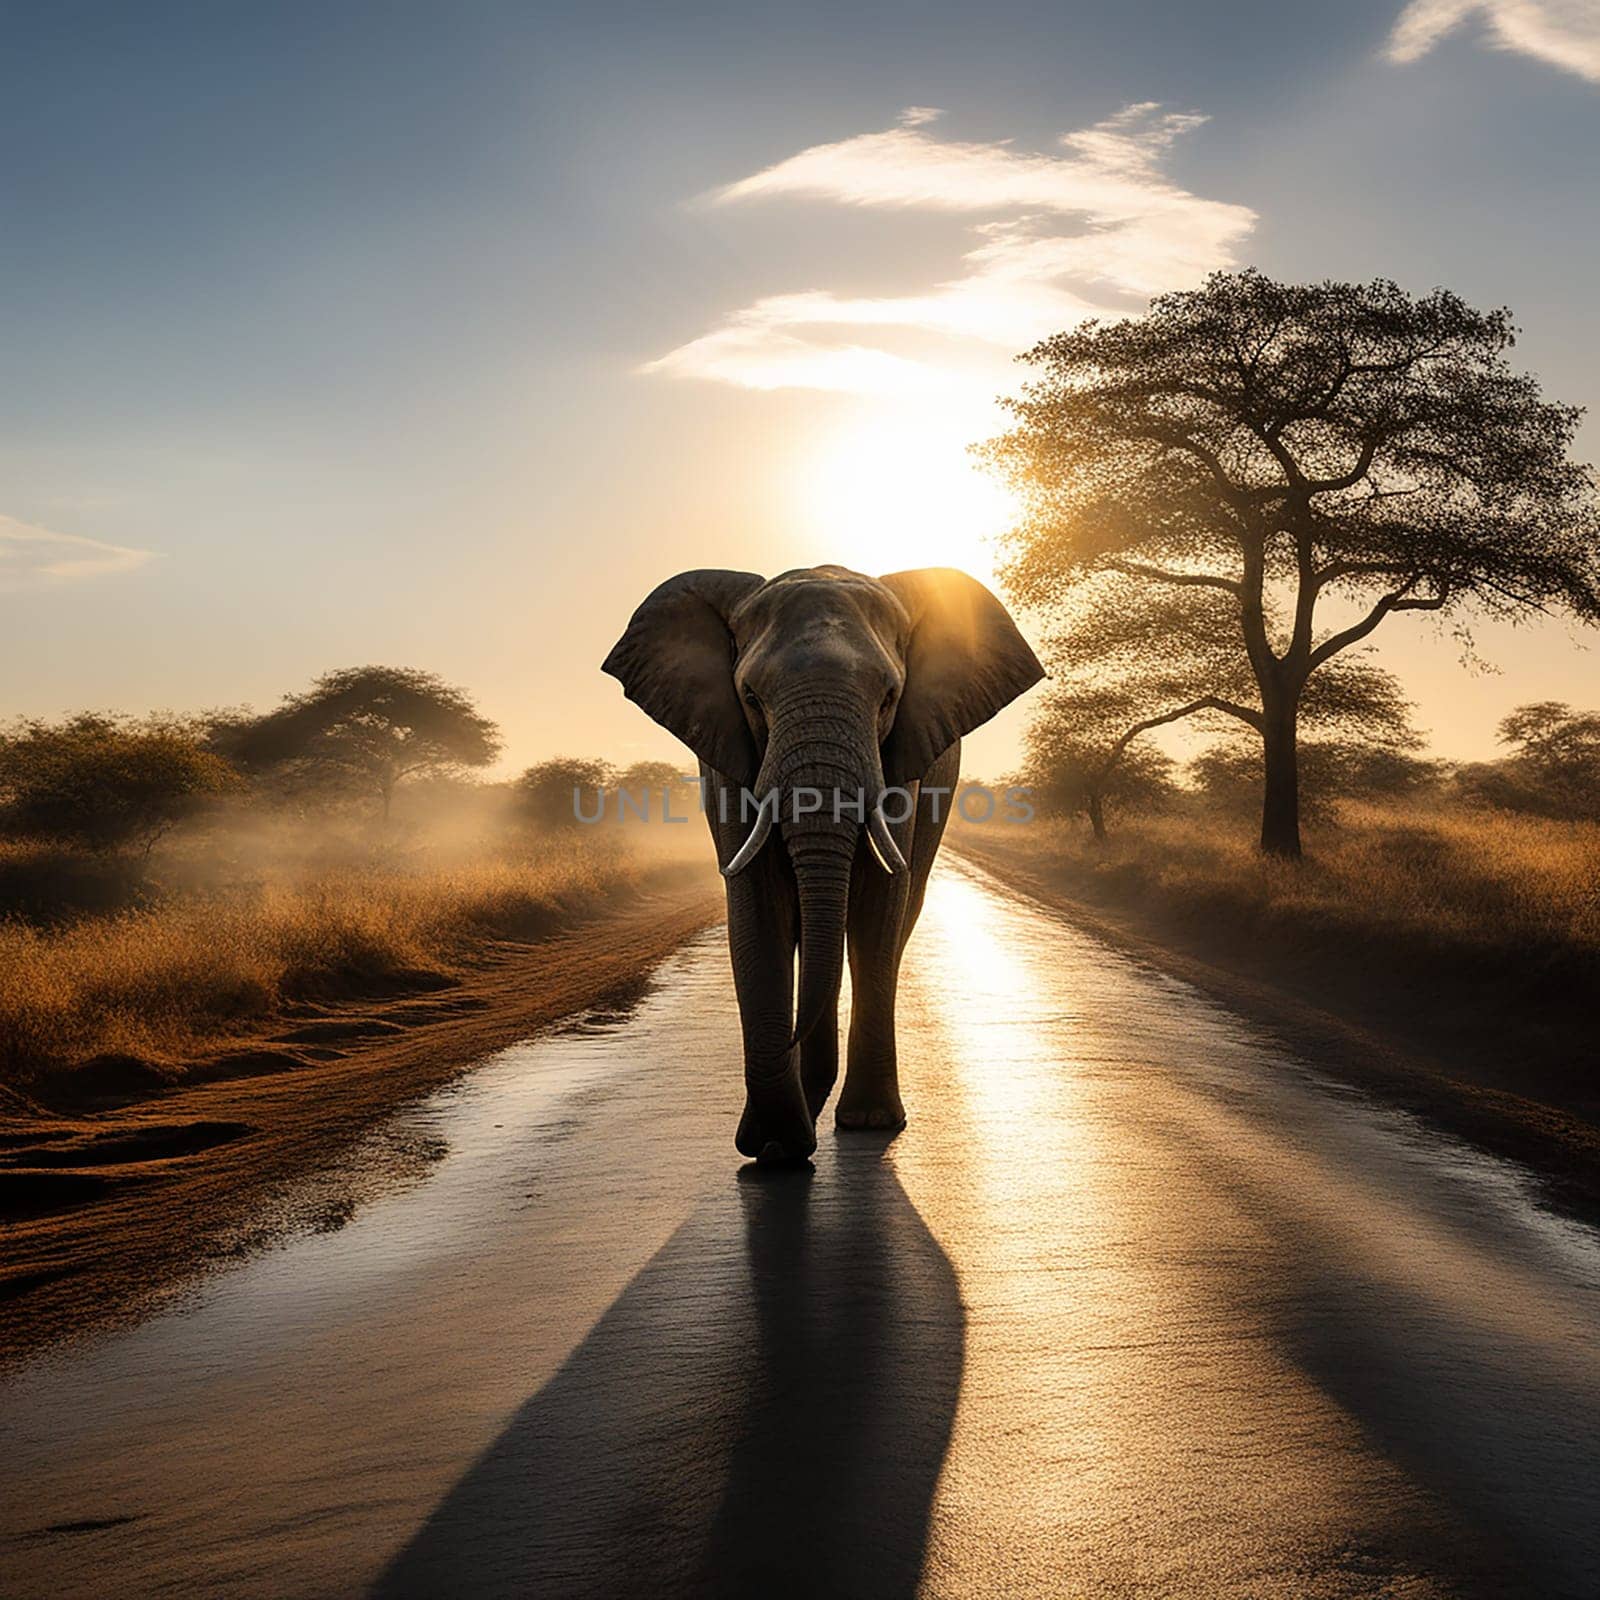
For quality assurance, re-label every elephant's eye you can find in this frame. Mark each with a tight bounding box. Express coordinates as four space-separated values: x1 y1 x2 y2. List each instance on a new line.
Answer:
743 689 762 711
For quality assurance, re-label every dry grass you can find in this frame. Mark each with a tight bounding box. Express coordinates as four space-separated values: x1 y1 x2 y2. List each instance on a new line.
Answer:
994 803 1596 949
956 801 1600 1010
0 834 660 1094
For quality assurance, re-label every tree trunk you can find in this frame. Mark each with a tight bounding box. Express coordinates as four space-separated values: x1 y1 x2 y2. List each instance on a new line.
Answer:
1087 791 1108 843
1259 711 1302 859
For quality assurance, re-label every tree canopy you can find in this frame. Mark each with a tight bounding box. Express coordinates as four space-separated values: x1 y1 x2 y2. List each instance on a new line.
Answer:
516 758 615 829
1019 685 1178 838
982 270 1600 855
616 760 693 815
216 666 500 818
1022 569 1421 838
1455 700 1600 820
0 713 242 854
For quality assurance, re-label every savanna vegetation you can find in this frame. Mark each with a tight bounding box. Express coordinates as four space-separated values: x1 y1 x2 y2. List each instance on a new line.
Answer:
969 527 1598 1082
0 669 705 1102
971 763 1598 986
993 671 1600 1111
968 271 1600 1097
982 271 1600 857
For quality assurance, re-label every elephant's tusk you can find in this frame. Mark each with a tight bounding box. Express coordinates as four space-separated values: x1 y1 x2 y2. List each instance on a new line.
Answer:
865 826 894 874
721 795 775 877
868 803 908 876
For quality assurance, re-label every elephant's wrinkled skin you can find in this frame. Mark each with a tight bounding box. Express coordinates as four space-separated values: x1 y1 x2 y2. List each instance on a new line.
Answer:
603 565 1043 1161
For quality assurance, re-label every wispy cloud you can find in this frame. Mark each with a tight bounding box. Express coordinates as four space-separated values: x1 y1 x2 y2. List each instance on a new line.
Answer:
646 105 1256 395
1387 1 1600 83
0 514 156 591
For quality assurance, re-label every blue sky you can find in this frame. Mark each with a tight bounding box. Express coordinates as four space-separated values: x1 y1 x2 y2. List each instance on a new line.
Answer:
3 0 1598 772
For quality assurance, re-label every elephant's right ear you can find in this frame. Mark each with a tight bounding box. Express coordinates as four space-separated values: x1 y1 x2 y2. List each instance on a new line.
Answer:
602 569 766 786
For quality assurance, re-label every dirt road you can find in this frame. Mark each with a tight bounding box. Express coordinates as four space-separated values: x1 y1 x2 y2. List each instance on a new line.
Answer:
3 859 1598 1597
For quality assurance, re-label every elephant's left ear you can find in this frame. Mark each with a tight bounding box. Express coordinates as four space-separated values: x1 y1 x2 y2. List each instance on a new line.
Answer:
878 568 1045 786
602 568 767 786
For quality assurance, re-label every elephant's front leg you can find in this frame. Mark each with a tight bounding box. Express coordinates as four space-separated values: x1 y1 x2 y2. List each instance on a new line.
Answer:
837 825 915 1130
718 827 816 1163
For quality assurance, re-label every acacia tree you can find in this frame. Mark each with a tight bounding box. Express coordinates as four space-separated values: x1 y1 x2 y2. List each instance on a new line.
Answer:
984 271 1600 856
1029 657 1417 841
1457 700 1600 819
616 760 692 818
1498 701 1600 803
217 666 500 819
1020 684 1176 839
1026 571 1420 840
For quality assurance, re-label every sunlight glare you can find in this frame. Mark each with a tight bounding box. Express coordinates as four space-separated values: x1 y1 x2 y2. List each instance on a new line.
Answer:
797 406 1017 580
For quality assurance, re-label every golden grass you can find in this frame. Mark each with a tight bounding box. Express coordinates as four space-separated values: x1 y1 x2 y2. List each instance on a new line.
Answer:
958 801 1600 965
0 835 650 1092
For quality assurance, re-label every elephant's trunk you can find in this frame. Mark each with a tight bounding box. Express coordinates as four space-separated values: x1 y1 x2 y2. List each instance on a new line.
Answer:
788 826 856 1048
749 681 886 1048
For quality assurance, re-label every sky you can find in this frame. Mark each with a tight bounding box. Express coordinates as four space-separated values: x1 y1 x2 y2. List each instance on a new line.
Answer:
3 0 1599 777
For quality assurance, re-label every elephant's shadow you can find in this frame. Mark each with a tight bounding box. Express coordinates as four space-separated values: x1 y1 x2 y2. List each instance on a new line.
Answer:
378 1137 965 1599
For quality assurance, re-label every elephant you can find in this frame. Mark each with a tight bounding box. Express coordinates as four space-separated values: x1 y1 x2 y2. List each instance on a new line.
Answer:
602 564 1043 1163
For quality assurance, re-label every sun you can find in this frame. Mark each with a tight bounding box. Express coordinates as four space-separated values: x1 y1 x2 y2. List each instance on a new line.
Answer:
796 404 1018 581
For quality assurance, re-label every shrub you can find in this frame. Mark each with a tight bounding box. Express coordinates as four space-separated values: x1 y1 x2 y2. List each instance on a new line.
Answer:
0 714 242 855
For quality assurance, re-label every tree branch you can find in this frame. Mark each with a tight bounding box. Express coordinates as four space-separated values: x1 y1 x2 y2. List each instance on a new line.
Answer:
1308 432 1383 494
1102 560 1243 595
1308 580 1446 669
1289 524 1318 668
1311 558 1416 593
1274 334 1458 430
1126 425 1262 508
1097 694 1263 784
1235 409 1305 489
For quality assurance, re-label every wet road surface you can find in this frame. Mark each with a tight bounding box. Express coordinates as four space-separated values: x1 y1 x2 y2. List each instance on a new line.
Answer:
3 858 1599 1598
